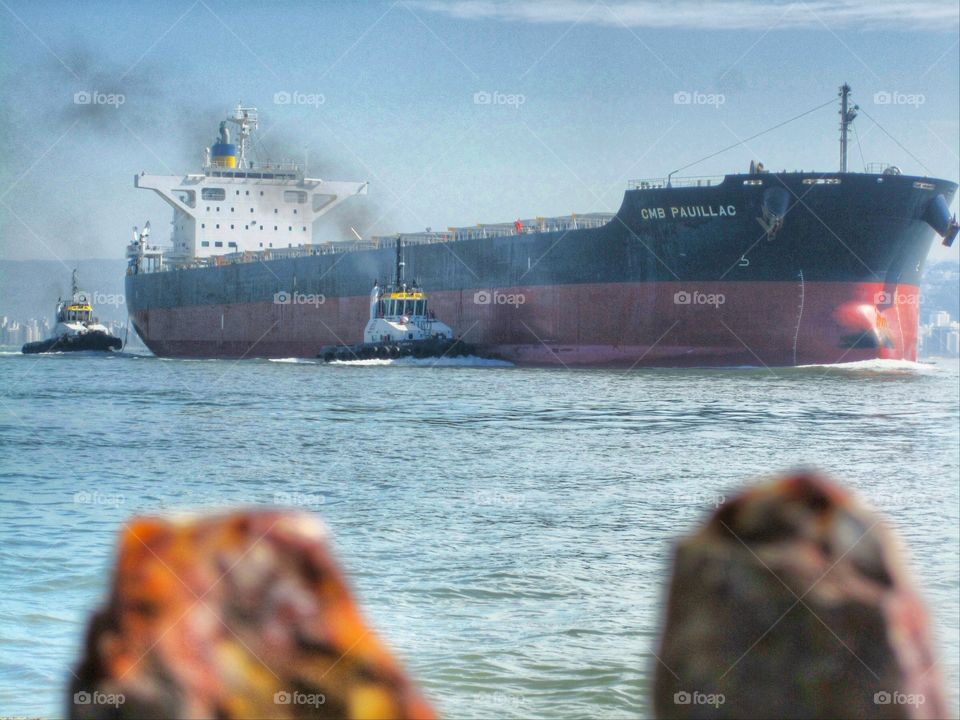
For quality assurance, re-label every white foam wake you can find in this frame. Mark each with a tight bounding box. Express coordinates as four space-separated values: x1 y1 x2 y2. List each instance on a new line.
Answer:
794 358 942 374
327 355 514 368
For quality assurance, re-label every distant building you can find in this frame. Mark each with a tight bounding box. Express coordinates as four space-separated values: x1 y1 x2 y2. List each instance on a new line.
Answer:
2 321 24 346
24 319 40 344
919 310 960 358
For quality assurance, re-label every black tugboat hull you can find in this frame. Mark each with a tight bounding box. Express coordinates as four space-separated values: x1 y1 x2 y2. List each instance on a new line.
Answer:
318 337 474 363
22 332 123 355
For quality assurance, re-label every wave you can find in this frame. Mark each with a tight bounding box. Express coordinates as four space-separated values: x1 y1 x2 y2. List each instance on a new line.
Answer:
328 355 514 368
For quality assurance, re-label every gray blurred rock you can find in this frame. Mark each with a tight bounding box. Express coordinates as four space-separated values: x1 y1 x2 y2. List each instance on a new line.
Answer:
653 473 948 719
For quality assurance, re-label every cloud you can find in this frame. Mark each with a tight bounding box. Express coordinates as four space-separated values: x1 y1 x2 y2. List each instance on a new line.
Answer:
409 0 959 32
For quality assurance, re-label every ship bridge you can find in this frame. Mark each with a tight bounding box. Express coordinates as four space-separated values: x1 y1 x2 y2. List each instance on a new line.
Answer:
134 105 367 261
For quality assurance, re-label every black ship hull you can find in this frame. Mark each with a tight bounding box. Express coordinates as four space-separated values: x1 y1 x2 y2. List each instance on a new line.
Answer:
126 172 958 367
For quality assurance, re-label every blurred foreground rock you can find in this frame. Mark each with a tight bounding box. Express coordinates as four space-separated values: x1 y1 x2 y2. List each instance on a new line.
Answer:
69 510 434 719
654 473 948 719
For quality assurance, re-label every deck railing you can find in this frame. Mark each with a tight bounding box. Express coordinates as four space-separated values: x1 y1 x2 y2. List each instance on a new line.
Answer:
628 175 726 190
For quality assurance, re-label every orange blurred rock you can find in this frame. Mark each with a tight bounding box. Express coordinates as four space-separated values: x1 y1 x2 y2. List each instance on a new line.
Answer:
653 473 948 719
69 510 435 720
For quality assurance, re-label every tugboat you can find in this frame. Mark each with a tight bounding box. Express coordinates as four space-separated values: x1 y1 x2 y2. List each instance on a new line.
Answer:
319 240 472 362
22 270 123 354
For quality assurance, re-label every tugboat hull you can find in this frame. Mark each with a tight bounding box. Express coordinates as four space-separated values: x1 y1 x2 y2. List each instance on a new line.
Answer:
22 332 122 355
319 336 474 363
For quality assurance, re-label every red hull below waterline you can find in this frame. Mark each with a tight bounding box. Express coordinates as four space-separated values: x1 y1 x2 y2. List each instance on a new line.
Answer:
130 281 920 368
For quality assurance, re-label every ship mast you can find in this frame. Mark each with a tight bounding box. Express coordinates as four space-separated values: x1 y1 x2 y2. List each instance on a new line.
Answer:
838 83 858 173
395 238 405 288
223 105 258 168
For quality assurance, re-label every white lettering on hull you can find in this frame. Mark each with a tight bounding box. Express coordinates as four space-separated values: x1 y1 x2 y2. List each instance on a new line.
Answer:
640 205 737 220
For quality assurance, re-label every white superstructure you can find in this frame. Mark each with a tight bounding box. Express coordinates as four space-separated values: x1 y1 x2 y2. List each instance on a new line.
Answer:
363 282 454 345
50 270 108 338
132 105 367 262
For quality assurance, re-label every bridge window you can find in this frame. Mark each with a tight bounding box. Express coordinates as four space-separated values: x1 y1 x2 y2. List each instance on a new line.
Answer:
201 241 209 247
202 188 226 201
215 241 223 247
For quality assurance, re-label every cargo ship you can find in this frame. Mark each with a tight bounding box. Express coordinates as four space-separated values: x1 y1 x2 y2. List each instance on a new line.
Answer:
125 87 958 367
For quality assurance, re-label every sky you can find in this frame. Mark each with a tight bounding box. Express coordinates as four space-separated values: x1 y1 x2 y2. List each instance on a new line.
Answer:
0 0 958 264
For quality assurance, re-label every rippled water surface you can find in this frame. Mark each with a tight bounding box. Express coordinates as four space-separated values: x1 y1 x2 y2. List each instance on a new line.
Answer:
1 352 958 718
